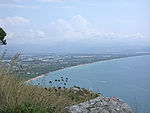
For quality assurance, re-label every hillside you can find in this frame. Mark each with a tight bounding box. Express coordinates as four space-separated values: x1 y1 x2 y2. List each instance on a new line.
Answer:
0 62 99 113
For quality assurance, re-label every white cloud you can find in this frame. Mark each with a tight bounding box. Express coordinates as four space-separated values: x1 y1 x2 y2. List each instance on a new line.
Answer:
51 15 92 41
1 15 148 47
0 3 37 9
0 16 48 45
62 6 72 8
50 14 148 44
7 32 14 39
133 33 144 38
0 19 4 26
37 0 82 3
88 3 97 6
37 30 46 37
0 16 30 41
0 3 25 8
38 0 64 3
70 15 88 31
29 29 47 38
71 15 88 25
6 16 29 25
5 29 47 45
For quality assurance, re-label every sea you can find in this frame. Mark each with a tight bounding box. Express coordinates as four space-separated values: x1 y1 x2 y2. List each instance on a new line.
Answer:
31 55 150 113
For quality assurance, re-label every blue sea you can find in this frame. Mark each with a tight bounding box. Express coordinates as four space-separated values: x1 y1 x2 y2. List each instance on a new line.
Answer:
31 55 150 112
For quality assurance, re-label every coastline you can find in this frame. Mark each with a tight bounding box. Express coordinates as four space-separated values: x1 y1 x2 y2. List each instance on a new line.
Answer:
24 74 46 83
24 59 106 83
24 62 97 83
24 54 150 83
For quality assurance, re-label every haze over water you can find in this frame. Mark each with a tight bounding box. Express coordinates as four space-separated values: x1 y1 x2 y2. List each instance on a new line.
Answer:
32 55 150 113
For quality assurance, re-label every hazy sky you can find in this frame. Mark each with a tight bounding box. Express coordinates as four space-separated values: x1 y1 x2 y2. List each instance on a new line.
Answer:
0 0 150 53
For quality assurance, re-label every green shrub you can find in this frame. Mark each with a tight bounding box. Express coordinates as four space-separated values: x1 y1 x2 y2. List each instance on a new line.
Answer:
0 55 99 113
0 103 47 113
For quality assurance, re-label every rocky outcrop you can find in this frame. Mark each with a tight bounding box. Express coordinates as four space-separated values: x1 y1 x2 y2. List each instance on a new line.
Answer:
63 96 132 113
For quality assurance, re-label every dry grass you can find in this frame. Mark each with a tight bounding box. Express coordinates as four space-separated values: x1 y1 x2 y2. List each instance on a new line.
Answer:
0 55 99 113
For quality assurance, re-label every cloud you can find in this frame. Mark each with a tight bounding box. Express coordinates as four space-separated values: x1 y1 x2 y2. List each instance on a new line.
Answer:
51 15 92 41
6 16 29 25
51 15 117 41
7 32 14 39
0 16 31 44
49 14 149 46
70 15 88 30
62 6 72 8
0 3 25 8
1 15 149 48
5 29 47 45
0 3 37 9
29 29 47 38
37 30 46 38
0 19 4 25
0 16 30 41
133 33 144 38
37 0 82 3
38 0 64 3
0 16 48 45
0 16 29 26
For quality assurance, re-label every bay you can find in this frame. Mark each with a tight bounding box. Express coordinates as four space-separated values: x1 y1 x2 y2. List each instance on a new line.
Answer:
32 55 150 112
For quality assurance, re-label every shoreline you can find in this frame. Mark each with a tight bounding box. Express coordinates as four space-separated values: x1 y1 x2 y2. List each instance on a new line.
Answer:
24 54 150 83
24 74 46 83
24 61 98 83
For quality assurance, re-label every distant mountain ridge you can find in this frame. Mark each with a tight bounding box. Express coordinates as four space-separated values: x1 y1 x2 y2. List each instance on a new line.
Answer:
1 43 150 55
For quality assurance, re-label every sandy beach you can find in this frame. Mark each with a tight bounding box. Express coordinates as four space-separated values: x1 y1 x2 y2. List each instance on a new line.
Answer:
24 58 115 83
24 74 46 83
24 54 148 83
24 62 98 83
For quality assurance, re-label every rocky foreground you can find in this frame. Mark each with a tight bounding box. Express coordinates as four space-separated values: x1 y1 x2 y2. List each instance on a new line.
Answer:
63 95 132 113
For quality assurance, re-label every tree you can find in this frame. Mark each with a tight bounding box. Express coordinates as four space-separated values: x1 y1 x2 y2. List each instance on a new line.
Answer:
0 27 7 45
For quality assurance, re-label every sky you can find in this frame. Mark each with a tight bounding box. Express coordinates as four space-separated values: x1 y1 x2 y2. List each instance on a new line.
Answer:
0 0 150 53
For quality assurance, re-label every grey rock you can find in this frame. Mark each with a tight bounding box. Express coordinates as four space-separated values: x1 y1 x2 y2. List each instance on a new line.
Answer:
110 109 117 113
102 109 109 113
71 87 80 91
63 95 132 113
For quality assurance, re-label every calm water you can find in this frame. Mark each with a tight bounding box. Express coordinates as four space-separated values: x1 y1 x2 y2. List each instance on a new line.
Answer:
32 55 150 112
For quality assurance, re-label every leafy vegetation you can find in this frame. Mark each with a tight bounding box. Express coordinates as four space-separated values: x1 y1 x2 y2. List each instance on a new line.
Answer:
0 103 47 113
0 55 99 113
0 27 7 45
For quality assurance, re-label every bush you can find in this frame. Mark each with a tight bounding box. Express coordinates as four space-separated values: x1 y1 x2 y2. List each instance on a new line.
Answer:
0 103 47 113
0 55 99 113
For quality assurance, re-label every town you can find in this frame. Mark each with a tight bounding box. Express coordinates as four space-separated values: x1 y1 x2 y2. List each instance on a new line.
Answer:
1 52 150 80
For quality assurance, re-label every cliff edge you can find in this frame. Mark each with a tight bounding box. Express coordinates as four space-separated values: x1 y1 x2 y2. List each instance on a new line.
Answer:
63 95 132 113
